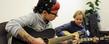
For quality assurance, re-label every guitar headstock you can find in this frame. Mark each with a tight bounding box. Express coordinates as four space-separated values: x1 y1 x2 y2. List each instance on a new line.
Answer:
103 35 109 40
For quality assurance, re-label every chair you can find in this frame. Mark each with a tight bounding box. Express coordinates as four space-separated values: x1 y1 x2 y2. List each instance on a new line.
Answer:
0 22 8 44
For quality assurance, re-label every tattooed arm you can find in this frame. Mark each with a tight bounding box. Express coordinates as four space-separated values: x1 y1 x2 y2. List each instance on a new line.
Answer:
16 28 45 44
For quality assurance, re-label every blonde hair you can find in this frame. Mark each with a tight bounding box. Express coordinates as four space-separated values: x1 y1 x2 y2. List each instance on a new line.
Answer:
73 10 85 18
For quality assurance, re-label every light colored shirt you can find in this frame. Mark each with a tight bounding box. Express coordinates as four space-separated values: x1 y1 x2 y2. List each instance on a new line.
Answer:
5 13 52 37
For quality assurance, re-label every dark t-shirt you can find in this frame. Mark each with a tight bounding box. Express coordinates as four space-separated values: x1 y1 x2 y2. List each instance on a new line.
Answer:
55 21 88 37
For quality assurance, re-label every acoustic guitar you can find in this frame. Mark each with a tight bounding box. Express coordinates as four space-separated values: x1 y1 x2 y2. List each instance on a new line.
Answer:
12 27 109 44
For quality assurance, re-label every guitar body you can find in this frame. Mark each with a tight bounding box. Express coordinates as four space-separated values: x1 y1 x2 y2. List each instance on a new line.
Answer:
12 26 55 44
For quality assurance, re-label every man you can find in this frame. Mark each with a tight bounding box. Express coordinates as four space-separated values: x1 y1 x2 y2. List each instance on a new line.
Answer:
5 0 60 44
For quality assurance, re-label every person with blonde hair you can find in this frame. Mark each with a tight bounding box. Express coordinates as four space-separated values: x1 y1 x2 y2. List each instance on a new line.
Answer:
55 10 90 44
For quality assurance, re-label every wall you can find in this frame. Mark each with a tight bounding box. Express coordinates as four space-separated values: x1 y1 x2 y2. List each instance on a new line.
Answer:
99 0 109 31
0 0 38 23
0 0 85 28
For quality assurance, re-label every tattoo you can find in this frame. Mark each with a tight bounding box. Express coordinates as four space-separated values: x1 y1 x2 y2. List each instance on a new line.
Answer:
16 28 33 43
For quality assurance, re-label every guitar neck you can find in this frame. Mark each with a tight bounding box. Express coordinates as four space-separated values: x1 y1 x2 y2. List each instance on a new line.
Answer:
80 37 98 43
80 36 109 43
48 31 82 44
48 34 73 44
48 35 109 44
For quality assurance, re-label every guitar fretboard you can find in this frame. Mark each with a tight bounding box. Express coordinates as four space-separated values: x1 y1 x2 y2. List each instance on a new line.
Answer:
80 36 109 43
